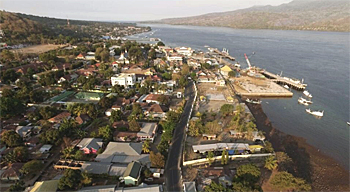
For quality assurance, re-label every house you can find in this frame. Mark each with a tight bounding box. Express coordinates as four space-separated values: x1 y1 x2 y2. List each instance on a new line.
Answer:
52 63 72 71
48 112 71 124
75 114 91 125
192 143 250 154
112 121 129 129
167 54 183 61
75 92 104 101
76 53 87 60
175 47 193 56
57 73 78 84
116 53 130 64
183 181 197 192
1 163 24 181
77 138 103 154
229 130 264 141
95 142 150 165
111 73 136 87
81 162 112 175
39 144 52 153
220 65 233 77
137 122 158 142
30 180 59 192
122 161 142 186
145 104 168 119
115 185 161 192
78 185 117 192
25 136 40 147
15 126 33 138
202 134 217 140
113 131 138 142
143 94 167 104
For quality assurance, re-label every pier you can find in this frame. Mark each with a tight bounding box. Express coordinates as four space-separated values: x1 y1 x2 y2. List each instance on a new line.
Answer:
212 48 236 61
262 71 307 90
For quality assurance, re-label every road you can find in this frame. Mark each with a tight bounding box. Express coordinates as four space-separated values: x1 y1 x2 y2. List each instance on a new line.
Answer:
165 81 196 192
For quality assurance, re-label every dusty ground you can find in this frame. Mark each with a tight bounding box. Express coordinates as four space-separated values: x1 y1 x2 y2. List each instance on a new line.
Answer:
11 44 67 54
248 103 350 191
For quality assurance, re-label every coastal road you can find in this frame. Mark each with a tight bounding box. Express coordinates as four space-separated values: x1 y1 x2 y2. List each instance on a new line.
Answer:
165 81 195 192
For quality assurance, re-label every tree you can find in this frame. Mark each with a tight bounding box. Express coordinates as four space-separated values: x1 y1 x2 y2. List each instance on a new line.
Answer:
129 119 141 132
1 49 15 61
204 120 221 135
206 151 214 166
235 164 261 184
144 168 153 178
162 72 172 80
263 141 274 153
110 110 123 123
181 64 190 76
39 106 56 120
157 41 165 46
179 76 188 88
20 160 43 175
2 130 23 147
98 125 113 142
205 182 229 192
74 150 85 160
39 129 61 145
58 169 83 190
156 95 168 105
7 181 25 192
142 140 151 153
62 147 75 159
150 152 165 168
228 71 236 77
98 97 113 109
220 104 234 116
0 97 24 118
270 171 311 191
221 149 229 165
264 155 278 170
188 120 201 137
81 171 92 187
13 146 29 162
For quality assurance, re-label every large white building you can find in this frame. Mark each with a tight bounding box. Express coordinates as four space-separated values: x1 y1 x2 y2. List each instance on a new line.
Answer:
175 47 193 56
111 73 136 87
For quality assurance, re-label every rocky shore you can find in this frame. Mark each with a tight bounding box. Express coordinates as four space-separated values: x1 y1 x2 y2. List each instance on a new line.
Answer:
247 103 350 191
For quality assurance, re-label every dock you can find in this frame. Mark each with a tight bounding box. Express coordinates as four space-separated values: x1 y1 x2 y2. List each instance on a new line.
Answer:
262 71 307 90
212 48 236 61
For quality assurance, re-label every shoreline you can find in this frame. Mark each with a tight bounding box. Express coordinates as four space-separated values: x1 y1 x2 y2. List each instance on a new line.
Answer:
247 103 350 191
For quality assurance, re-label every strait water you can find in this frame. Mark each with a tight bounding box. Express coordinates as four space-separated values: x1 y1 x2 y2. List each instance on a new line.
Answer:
130 24 350 170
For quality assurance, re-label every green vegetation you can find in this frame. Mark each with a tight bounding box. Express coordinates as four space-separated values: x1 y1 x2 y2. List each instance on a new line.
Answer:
150 151 165 168
270 171 312 191
264 156 278 170
1 130 23 147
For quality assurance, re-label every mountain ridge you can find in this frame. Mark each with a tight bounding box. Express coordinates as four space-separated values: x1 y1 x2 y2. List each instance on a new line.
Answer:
153 0 350 32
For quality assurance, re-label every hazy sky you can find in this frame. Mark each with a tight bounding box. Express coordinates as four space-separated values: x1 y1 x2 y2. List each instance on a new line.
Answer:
1 0 293 21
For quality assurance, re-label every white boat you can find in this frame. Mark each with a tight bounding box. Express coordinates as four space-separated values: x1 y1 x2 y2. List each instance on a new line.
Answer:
303 90 312 98
298 97 313 104
306 108 324 117
204 45 210 48
347 122 350 126
246 98 262 104
298 97 309 106
284 85 289 89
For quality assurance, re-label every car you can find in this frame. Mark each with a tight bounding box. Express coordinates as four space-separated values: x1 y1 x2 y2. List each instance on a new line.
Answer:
145 177 153 182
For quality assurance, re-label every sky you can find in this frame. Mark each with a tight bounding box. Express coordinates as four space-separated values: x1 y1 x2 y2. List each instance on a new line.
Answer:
0 0 293 21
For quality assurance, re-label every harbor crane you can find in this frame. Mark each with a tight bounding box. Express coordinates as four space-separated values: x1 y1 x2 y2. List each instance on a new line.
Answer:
244 52 255 69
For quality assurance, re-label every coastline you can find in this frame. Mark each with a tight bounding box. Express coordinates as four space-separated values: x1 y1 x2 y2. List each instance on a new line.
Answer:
247 103 350 191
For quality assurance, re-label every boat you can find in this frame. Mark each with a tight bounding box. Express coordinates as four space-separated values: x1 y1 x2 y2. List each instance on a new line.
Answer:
298 97 309 106
303 90 312 98
246 98 262 104
204 45 210 48
284 85 289 89
347 122 350 126
306 108 324 117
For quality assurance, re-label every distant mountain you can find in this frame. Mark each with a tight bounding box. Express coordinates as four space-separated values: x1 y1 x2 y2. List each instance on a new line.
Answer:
156 0 350 32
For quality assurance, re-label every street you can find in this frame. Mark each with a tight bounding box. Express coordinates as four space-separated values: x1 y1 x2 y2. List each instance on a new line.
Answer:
165 81 196 192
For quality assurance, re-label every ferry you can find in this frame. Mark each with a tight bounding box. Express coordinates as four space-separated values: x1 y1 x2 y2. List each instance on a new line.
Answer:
306 108 324 117
246 98 262 104
303 90 312 98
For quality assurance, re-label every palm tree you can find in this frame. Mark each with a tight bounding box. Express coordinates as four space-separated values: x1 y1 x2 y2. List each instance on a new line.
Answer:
62 147 75 159
142 140 151 153
264 156 278 170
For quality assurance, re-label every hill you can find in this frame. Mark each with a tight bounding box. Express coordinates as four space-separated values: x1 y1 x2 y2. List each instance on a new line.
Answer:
156 0 350 32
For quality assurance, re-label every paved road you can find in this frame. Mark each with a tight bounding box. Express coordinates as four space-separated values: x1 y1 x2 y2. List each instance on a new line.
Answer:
165 81 195 192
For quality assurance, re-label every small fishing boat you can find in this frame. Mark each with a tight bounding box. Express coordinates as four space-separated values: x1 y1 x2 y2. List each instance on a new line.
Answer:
347 122 350 126
246 98 262 104
306 108 324 117
303 90 312 98
298 97 309 106
284 85 289 89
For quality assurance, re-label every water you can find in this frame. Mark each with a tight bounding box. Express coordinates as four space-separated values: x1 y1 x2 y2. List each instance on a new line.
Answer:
130 24 350 170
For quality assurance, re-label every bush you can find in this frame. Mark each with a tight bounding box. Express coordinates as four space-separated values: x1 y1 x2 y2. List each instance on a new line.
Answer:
270 171 311 191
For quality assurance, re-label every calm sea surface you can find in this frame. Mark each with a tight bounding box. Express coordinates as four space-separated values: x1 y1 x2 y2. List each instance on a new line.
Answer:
130 24 350 170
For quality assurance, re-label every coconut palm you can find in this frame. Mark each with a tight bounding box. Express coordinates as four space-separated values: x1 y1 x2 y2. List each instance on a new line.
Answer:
264 156 278 170
142 140 151 153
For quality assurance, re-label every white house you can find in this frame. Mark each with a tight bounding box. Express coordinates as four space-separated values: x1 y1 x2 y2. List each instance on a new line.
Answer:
176 47 193 56
111 73 136 87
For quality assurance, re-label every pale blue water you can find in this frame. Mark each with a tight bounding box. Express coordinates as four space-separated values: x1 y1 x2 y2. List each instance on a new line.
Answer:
130 24 350 170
